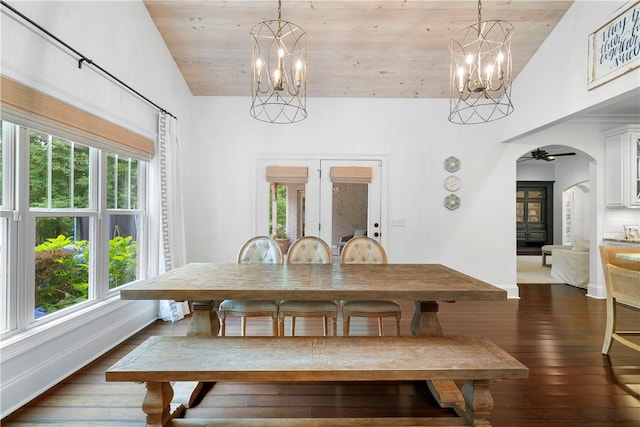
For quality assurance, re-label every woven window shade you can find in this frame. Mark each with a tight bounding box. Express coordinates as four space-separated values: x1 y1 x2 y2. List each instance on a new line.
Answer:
0 76 154 156
330 166 372 184
265 166 308 184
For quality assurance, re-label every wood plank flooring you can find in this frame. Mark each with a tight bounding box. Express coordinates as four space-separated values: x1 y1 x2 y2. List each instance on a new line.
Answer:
3 283 639 426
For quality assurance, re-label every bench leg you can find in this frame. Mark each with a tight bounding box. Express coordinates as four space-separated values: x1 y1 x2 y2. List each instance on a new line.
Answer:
542 251 551 267
142 382 176 427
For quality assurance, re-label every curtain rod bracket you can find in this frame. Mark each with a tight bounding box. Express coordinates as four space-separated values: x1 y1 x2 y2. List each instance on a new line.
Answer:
78 57 93 69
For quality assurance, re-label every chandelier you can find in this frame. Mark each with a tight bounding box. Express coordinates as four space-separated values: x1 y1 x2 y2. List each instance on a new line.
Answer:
250 0 307 124
448 0 514 124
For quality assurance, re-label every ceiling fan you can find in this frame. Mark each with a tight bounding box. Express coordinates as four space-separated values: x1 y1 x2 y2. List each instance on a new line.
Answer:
518 148 576 162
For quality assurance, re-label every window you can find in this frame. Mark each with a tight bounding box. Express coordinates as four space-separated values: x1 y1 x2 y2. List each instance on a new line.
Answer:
0 119 148 334
0 121 12 333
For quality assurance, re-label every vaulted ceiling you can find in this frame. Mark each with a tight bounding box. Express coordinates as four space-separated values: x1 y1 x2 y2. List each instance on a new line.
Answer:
144 0 574 98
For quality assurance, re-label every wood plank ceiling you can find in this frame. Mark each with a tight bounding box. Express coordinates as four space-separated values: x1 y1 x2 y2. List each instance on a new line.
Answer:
144 0 574 98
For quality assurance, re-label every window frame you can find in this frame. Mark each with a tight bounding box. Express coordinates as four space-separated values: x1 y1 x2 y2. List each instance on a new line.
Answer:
0 118 150 338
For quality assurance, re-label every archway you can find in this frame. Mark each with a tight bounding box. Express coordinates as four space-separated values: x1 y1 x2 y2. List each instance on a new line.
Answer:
515 144 594 288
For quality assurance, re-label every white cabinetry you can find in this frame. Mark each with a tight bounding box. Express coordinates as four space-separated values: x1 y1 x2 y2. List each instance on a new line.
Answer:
604 124 640 208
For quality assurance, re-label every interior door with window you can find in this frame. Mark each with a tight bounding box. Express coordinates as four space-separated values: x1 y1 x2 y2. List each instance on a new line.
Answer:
319 160 382 254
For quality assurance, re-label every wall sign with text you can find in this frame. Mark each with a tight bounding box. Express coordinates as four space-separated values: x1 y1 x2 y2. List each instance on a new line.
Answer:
588 1 640 90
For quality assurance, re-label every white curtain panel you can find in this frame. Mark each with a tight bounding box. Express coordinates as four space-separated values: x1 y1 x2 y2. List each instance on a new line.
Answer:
155 112 190 321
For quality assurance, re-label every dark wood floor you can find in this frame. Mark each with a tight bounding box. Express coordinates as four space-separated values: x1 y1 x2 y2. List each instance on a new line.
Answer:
3 283 640 426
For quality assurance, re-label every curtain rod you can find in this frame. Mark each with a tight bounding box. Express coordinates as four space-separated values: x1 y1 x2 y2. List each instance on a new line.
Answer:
1 0 177 120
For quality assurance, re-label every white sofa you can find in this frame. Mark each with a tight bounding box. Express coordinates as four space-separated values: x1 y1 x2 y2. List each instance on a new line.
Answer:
550 237 590 289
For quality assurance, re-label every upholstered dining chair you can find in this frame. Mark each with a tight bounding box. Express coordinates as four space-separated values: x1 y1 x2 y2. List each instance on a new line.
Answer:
278 236 338 336
218 236 282 336
340 236 401 336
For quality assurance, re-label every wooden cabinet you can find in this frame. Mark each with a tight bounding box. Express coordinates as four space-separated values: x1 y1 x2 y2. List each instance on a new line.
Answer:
604 124 640 208
517 181 554 254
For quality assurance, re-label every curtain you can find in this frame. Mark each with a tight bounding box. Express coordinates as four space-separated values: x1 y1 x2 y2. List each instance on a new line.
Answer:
155 112 190 321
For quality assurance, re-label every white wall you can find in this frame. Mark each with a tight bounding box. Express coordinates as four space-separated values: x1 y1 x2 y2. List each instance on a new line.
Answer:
183 1 640 301
1 1 193 417
184 96 522 298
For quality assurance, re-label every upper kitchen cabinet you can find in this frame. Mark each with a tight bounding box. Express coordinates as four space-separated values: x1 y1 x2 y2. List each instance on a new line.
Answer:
604 125 640 208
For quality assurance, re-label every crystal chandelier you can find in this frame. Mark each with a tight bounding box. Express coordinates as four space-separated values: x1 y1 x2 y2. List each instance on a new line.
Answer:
250 0 307 124
448 0 514 124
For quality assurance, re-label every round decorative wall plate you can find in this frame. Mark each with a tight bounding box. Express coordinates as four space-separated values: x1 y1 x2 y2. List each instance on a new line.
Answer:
444 194 460 210
444 156 460 172
444 175 461 192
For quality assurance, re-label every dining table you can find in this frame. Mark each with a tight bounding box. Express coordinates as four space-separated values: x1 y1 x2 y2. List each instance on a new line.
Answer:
119 262 508 412
120 262 507 338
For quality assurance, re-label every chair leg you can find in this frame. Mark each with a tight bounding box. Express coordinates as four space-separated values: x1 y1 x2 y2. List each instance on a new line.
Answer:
602 298 616 354
343 316 351 336
377 317 383 336
322 317 328 336
241 317 247 337
220 316 226 336
331 316 337 336
271 315 278 336
291 316 296 336
278 315 285 336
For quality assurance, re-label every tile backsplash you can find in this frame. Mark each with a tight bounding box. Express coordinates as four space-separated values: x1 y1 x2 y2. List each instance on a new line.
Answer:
604 208 640 239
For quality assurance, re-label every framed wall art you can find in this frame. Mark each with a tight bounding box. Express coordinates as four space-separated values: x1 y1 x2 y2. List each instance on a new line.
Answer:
587 1 640 90
623 224 639 240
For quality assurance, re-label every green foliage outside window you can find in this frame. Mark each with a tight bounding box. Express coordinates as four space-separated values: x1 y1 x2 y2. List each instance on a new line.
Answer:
269 184 287 237
34 234 137 318
35 235 88 316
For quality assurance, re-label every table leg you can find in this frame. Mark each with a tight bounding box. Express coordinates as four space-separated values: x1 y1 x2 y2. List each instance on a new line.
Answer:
187 300 219 337
411 301 443 337
173 301 219 411
413 300 464 410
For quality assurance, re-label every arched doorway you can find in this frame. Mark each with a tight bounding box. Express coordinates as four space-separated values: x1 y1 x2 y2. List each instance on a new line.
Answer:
515 145 593 286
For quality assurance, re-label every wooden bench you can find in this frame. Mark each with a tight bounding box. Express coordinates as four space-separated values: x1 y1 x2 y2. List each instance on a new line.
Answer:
106 336 528 427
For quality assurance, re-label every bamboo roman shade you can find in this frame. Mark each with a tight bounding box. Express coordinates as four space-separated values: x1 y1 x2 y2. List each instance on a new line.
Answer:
0 76 154 156
330 166 372 184
265 166 308 184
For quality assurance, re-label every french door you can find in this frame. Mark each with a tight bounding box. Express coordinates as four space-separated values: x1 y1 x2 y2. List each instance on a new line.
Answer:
318 159 382 248
255 158 383 252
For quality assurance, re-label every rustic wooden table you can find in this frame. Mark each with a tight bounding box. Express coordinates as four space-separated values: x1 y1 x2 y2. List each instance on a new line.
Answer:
121 263 507 337
120 263 508 412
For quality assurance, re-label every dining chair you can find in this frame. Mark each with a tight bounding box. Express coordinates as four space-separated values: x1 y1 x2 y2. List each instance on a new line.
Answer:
340 236 401 336
278 236 338 336
599 246 640 354
218 236 282 336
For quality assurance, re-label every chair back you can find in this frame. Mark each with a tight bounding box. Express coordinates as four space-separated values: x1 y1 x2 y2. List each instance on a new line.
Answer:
606 264 640 309
341 236 387 264
237 236 283 264
599 246 640 271
287 236 333 264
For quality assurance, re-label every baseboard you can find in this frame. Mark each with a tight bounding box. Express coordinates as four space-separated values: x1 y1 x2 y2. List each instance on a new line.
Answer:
0 299 157 418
